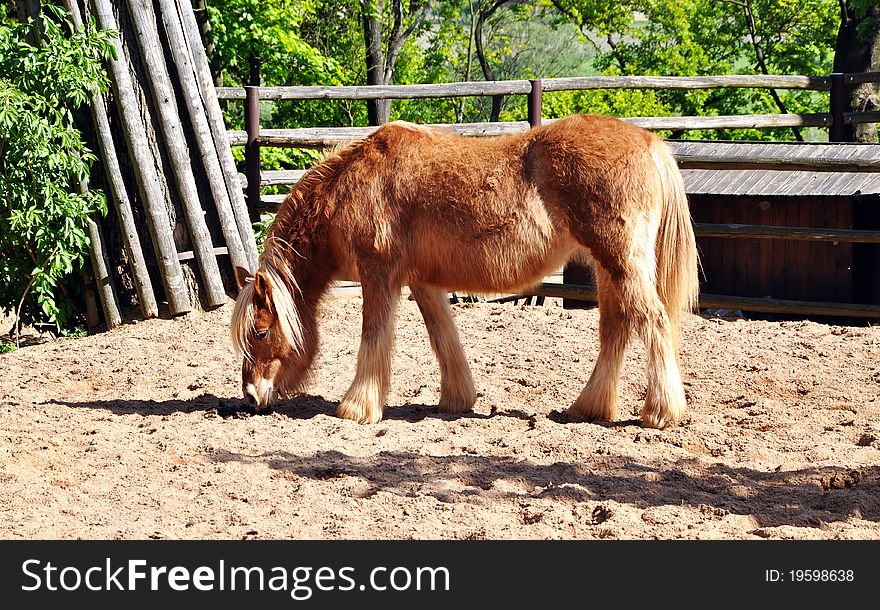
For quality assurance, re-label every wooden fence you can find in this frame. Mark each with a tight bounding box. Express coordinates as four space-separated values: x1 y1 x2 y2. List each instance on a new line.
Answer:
216 73 880 319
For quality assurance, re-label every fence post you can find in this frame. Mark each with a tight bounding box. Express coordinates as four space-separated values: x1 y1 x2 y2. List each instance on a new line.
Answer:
829 72 847 142
527 79 546 305
245 85 261 223
528 79 543 128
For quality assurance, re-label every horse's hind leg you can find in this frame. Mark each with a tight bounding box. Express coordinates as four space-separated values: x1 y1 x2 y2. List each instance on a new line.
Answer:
616 260 687 429
410 286 477 413
568 267 631 422
337 273 400 424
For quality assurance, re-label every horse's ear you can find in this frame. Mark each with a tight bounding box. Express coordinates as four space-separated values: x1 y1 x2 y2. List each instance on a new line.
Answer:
252 270 273 305
235 266 252 290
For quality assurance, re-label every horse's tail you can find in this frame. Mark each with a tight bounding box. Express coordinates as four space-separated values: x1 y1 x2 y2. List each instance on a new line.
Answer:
651 140 700 351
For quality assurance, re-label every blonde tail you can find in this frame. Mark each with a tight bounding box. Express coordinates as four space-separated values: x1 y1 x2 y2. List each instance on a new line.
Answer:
651 141 700 352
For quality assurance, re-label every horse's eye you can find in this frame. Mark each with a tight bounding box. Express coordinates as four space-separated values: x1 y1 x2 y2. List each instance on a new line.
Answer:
255 328 269 341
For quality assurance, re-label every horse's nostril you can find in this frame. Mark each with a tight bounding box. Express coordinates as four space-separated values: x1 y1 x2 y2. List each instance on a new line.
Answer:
245 393 257 407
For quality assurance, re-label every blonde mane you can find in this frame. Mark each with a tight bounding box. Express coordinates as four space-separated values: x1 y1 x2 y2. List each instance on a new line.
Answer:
231 141 369 363
230 247 304 363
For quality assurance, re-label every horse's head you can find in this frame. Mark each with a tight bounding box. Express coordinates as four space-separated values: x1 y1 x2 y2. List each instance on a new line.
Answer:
230 264 315 409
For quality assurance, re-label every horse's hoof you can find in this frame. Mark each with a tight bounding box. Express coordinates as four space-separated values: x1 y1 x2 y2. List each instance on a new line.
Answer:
336 400 383 424
567 395 617 423
438 394 476 414
640 402 684 429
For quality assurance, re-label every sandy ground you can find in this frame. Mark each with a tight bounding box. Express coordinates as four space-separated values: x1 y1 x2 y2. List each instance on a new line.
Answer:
1 292 879 540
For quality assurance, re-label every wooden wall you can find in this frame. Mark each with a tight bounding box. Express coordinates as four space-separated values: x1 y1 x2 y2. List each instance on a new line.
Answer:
691 195 854 304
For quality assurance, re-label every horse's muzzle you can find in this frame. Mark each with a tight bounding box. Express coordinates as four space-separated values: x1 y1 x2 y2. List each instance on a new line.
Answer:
243 381 277 409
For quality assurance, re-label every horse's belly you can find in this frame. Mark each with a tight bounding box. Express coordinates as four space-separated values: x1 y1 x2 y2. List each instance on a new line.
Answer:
409 212 576 293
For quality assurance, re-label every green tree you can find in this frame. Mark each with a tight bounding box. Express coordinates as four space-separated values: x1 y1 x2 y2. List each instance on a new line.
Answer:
549 0 839 140
834 0 880 142
360 0 431 124
0 6 116 338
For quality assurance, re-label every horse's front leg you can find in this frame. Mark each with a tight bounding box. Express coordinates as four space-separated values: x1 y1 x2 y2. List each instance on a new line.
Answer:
337 273 400 424
410 285 477 413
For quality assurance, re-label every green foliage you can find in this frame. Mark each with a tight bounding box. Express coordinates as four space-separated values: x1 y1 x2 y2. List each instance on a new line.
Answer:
550 0 839 139
0 6 116 332
207 0 846 143
849 0 880 40
60 324 88 339
0 338 15 353
208 0 361 129
253 213 275 253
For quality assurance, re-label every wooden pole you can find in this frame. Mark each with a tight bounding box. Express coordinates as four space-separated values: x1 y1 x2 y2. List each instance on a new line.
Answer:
156 0 250 275
71 147 122 331
830 72 848 142
175 0 259 269
91 0 192 315
125 0 227 308
85 218 123 328
519 283 880 319
245 85 262 224
87 91 161 319
527 80 545 307
528 79 542 128
64 0 158 319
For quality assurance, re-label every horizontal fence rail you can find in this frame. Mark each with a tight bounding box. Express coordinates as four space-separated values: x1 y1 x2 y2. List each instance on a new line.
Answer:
226 121 531 147
540 74 832 91
844 71 880 86
223 72 880 319
668 141 880 172
216 80 533 100
240 141 880 176
214 73 859 101
693 223 880 243
226 114 840 148
847 110 880 125
526 284 880 319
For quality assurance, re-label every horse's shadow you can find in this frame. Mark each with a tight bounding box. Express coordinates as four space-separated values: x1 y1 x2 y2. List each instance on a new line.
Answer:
53 393 536 424
210 448 880 527
547 409 642 428
45 396 880 528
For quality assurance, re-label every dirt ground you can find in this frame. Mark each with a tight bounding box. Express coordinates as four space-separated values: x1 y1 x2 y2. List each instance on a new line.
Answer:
1 291 879 540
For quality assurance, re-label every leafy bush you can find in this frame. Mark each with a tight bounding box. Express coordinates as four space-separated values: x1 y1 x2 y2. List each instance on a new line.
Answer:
0 7 116 337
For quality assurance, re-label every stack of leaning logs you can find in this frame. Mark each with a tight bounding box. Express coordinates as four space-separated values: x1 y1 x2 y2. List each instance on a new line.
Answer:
64 0 259 328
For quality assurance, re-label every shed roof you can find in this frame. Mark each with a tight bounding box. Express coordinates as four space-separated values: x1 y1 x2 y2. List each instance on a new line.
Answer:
668 141 880 197
681 168 880 196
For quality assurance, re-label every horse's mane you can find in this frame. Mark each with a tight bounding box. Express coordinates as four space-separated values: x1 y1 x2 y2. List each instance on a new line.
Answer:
230 247 304 362
230 137 369 363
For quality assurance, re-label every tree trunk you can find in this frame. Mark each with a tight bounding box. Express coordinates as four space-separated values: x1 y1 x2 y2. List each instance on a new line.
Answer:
359 0 428 125
14 0 43 45
191 0 221 86
833 2 880 143
457 0 477 122
361 1 390 125
475 0 509 122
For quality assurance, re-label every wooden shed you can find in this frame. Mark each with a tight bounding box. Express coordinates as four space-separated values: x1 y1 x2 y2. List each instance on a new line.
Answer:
679 143 880 313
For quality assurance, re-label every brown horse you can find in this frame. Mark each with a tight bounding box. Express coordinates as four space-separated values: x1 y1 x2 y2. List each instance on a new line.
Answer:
231 114 699 428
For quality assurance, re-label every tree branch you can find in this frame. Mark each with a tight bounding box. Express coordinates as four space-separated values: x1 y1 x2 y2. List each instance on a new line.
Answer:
548 0 627 70
723 0 803 140
474 0 513 121
837 0 851 26
14 242 60 347
384 0 429 83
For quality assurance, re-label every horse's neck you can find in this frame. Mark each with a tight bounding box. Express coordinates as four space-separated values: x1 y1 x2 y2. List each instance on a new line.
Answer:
284 249 334 308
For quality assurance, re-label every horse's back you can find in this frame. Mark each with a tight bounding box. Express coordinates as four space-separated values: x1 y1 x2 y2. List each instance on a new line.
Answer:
351 123 578 291
328 116 666 292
